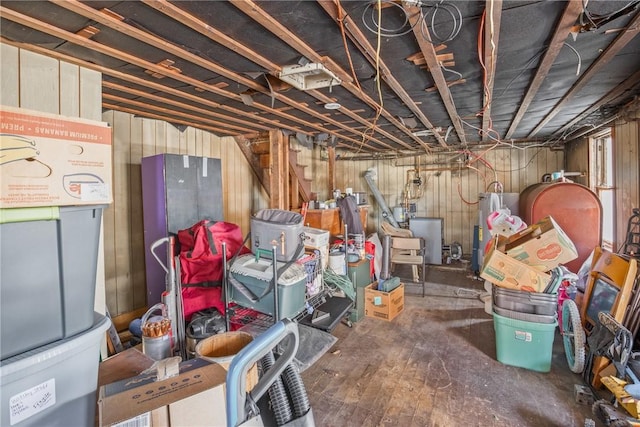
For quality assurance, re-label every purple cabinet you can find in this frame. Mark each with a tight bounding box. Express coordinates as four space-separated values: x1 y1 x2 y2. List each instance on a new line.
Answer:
141 154 223 305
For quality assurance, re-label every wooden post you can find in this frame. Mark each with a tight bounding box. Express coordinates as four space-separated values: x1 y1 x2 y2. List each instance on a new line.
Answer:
269 130 287 210
328 146 336 196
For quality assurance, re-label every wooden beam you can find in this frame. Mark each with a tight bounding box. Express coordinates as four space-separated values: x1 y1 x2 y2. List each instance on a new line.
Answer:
103 81 273 132
528 8 640 138
481 0 502 141
39 1 383 150
328 146 336 196
102 102 239 136
553 69 640 138
505 1 583 139
269 130 287 210
316 0 442 150
233 135 271 198
102 93 258 135
8 37 294 134
229 0 422 151
135 1 390 152
405 5 466 145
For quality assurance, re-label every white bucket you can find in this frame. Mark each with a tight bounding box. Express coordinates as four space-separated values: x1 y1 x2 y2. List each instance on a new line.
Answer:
329 251 346 275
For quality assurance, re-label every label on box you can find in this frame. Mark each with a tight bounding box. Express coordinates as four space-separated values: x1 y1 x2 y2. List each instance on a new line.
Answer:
0 106 112 207
113 412 151 427
514 330 532 342
9 378 56 425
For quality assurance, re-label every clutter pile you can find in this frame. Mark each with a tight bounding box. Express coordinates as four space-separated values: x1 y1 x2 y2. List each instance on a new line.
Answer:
480 215 579 372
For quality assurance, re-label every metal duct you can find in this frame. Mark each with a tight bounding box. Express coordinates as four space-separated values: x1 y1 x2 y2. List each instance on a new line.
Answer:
364 169 399 228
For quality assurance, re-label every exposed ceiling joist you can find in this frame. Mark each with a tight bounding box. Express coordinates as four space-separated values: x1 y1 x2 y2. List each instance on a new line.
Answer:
145 0 399 151
529 9 640 137
553 68 640 139
50 0 391 151
505 0 584 139
405 4 467 145
481 0 502 141
228 0 417 151
317 0 445 150
1 1 637 153
0 4 381 152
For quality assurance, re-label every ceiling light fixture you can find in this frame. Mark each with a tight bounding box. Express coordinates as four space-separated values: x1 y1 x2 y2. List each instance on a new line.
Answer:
278 63 342 91
324 102 341 110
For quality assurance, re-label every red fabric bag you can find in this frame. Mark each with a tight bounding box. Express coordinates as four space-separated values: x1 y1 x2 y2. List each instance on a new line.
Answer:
177 220 250 286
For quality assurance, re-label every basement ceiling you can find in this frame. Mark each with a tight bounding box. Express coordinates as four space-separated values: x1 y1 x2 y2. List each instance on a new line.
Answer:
1 1 639 155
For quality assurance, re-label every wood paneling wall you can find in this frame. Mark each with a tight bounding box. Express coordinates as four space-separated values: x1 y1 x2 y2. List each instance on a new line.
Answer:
613 111 640 250
0 44 107 315
333 148 564 254
564 138 590 188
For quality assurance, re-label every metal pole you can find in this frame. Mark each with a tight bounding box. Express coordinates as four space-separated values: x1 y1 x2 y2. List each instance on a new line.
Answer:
222 241 230 332
272 246 279 322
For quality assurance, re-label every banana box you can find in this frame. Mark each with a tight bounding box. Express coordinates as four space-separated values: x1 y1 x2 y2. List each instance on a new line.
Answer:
481 235 551 292
502 216 578 272
1 106 112 207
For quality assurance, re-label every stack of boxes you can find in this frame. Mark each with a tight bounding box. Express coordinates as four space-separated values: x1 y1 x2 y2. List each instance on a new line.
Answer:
480 216 578 372
0 107 113 426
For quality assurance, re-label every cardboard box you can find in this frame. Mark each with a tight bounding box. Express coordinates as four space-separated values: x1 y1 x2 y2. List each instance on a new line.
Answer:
303 226 330 248
502 216 578 271
1 106 112 207
98 357 227 427
481 236 551 292
364 282 404 321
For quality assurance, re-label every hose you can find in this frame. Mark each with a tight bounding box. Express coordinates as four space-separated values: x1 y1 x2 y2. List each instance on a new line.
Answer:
281 363 311 418
260 351 293 425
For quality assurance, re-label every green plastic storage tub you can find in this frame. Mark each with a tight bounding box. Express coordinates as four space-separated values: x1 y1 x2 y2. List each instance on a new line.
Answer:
229 254 307 320
493 311 557 372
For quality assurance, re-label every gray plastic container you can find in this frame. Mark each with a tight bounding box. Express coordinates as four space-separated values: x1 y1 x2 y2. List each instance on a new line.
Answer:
493 306 557 324
492 284 557 316
229 254 307 319
251 209 304 262
0 205 105 360
0 313 110 427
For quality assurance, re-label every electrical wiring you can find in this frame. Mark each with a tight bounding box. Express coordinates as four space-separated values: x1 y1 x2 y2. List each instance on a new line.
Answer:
563 42 582 76
476 5 499 141
581 0 640 31
361 0 416 37
494 46 547 101
335 0 363 93
455 164 486 205
460 118 555 150
355 0 385 153
440 62 463 82
361 0 463 43
422 1 463 43
492 148 547 174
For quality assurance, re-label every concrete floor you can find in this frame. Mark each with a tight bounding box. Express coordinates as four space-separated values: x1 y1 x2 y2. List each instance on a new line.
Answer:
301 264 604 427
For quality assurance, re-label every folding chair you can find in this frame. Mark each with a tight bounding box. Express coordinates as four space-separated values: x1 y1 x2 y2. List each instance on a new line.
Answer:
389 236 427 297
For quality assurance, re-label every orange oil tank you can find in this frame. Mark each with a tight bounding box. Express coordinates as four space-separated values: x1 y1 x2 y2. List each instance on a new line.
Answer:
519 182 602 273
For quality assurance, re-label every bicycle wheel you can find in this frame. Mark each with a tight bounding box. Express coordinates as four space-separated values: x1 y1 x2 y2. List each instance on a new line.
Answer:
562 299 586 373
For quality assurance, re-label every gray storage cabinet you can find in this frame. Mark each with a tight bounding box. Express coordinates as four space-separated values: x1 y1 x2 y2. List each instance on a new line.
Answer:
409 217 443 265
141 154 223 305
